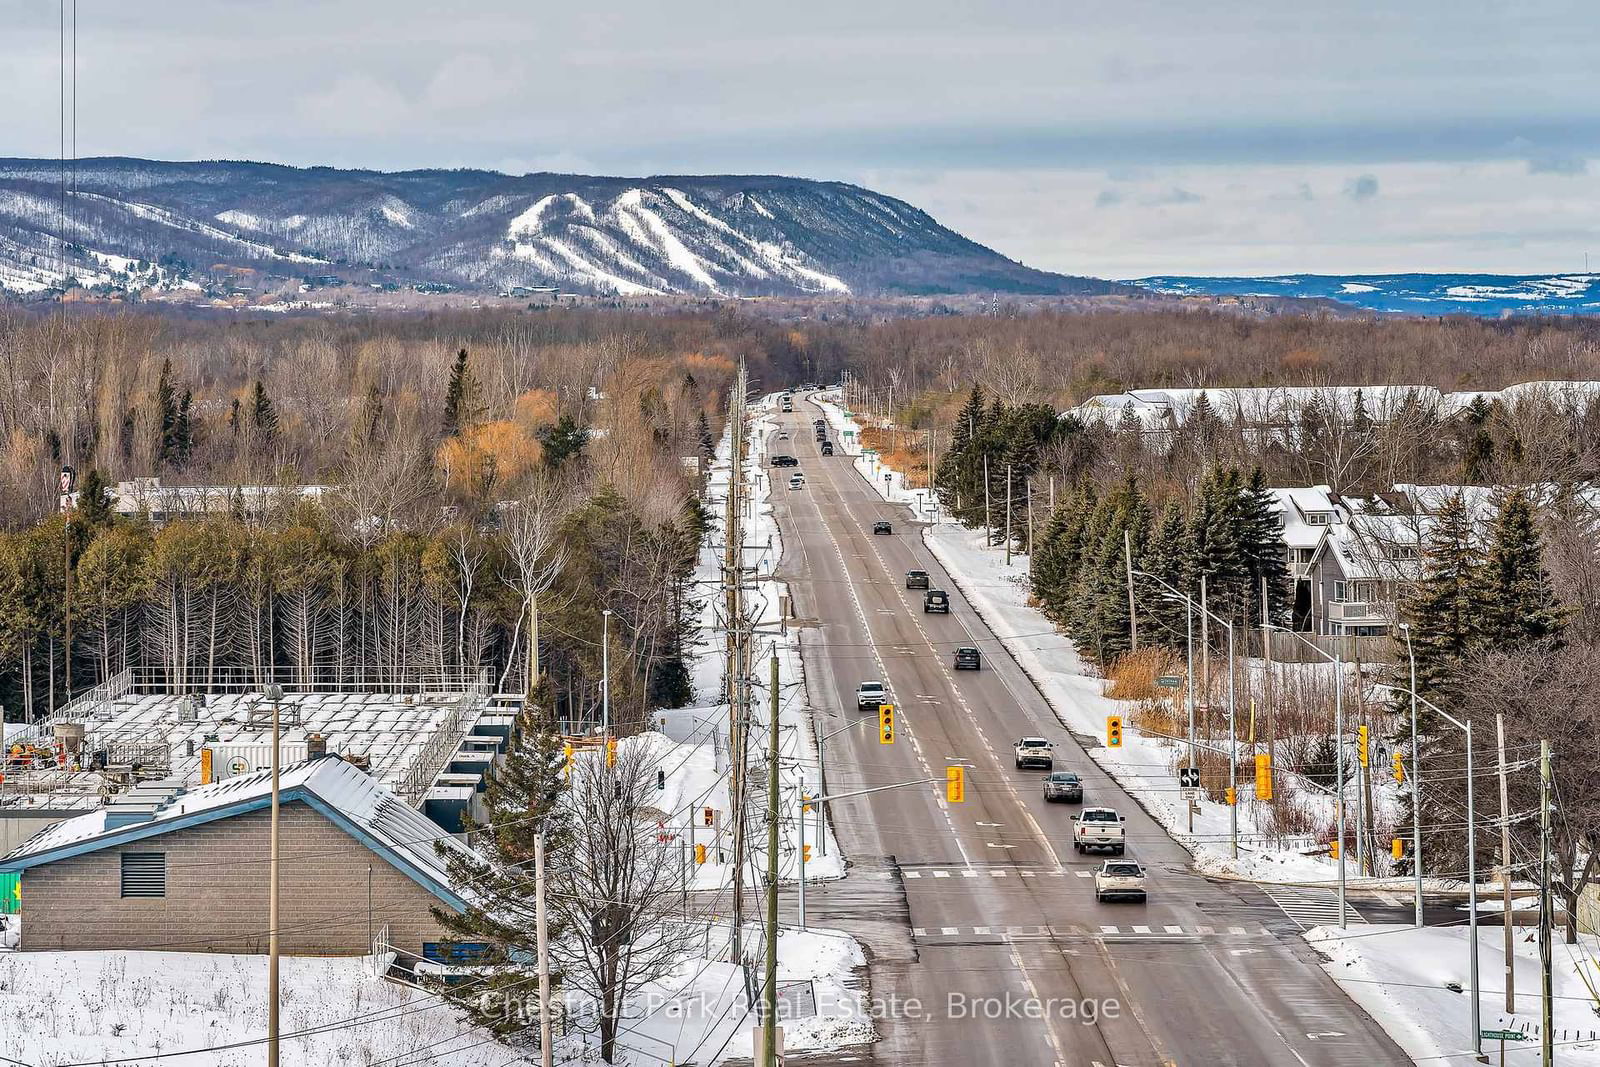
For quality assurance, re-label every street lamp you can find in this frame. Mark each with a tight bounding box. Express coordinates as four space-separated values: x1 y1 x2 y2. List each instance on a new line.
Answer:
1127 570 1197 777
1375 682 1483 1063
1398 622 1423 928
1265 624 1348 929
262 681 285 1067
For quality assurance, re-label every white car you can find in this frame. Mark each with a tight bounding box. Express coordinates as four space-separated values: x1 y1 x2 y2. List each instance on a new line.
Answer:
1093 860 1146 902
1013 737 1053 770
788 473 805 490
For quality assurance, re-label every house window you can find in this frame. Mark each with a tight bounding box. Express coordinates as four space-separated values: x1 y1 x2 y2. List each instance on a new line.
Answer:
1332 581 1348 603
1306 513 1331 526
120 852 166 898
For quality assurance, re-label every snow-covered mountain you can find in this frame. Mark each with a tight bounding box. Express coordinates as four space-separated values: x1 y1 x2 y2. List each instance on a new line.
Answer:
1132 273 1600 316
0 158 1120 298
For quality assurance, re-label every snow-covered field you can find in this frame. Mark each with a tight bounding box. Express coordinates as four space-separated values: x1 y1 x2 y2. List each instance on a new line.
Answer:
0 951 511 1067
1308 923 1600 1064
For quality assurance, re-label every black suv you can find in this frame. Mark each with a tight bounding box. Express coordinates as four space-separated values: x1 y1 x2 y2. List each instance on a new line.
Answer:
923 589 950 614
872 521 892 535
772 454 798 468
953 646 981 670
905 569 930 589
820 441 834 455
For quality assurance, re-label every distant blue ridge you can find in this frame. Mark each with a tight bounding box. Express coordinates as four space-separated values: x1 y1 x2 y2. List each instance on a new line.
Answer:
1128 273 1600 316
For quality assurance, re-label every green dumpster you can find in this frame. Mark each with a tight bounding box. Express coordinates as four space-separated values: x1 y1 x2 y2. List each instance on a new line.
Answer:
0 872 17 914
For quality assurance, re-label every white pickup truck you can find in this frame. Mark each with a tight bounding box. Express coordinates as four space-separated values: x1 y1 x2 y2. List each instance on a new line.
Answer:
1072 807 1127 854
1013 737 1054 770
1093 860 1147 902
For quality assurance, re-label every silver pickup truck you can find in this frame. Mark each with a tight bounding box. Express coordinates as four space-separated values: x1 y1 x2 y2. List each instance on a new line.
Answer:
1072 807 1127 854
1093 860 1147 902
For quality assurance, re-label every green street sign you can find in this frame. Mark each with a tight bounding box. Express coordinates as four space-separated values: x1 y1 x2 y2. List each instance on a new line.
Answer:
1156 676 1184 689
1479 1030 1528 1041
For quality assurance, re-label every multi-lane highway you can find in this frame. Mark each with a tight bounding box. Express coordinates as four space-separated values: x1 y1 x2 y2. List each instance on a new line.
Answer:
770 393 1411 1067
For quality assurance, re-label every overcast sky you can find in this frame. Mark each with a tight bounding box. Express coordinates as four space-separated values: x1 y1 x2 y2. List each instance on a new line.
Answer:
6 0 1600 277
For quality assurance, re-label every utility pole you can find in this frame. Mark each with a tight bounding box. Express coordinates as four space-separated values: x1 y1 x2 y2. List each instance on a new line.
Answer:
1200 576 1211 746
1540 739 1554 1067
1124 530 1138 652
983 453 992 547
727 363 748 964
763 651 780 1067
1403 622 1423 927
1261 575 1276 793
266 682 284 1067
60 465 75 699
535 829 553 1067
1004 462 1013 565
1495 712 1515 1013
601 608 612 737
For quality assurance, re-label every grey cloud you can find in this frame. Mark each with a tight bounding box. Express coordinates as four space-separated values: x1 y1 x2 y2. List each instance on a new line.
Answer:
1344 174 1380 201
1528 156 1588 176
1094 189 1124 208
1144 187 1204 205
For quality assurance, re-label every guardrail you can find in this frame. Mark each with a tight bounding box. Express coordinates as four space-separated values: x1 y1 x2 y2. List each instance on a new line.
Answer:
395 688 487 807
125 664 491 696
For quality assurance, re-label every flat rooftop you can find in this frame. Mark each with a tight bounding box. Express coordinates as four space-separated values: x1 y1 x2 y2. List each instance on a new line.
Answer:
2 691 477 812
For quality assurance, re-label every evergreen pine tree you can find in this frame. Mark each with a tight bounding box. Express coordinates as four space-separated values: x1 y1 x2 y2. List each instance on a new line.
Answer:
249 380 278 441
1407 492 1485 699
540 414 588 471
935 384 987 520
1141 499 1194 649
696 410 716 460
442 347 479 437
1479 488 1563 647
430 689 571 1038
74 468 115 529
155 358 179 465
174 389 194 465
1240 467 1290 626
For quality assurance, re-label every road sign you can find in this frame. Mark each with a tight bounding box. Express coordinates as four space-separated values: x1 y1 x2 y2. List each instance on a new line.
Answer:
1180 788 1200 801
1156 675 1183 689
1178 767 1201 789
1479 1030 1528 1042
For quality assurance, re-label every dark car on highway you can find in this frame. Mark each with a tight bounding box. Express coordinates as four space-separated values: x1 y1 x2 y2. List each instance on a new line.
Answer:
953 646 981 670
923 589 950 613
820 441 834 455
872 520 892 535
905 569 929 589
772 454 798 467
1042 771 1083 803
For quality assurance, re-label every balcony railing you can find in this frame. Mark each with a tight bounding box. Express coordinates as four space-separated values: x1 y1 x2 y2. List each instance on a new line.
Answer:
1327 600 1396 623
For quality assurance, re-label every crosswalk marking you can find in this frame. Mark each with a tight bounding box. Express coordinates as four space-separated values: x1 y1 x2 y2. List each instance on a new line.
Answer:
1260 886 1370 929
906 923 1275 941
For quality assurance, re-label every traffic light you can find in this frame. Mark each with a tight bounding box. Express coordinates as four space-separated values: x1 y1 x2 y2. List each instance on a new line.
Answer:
1254 752 1273 801
1392 838 1405 861
563 743 574 778
945 765 966 803
1224 786 1237 806
801 793 813 813
1106 715 1123 748
606 737 617 768
1329 838 1340 860
802 844 812 863
694 844 707 865
1357 725 1370 767
657 769 666 791
879 704 895 745
702 806 715 827
1392 751 1405 784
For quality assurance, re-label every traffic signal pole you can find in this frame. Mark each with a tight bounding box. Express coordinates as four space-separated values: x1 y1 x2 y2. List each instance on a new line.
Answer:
797 775 950 928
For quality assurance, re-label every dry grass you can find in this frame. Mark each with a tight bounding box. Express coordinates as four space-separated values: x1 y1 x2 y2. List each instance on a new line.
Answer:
857 424 931 488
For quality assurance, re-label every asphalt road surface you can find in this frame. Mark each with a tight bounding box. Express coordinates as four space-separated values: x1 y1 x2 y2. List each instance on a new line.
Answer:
766 394 1413 1067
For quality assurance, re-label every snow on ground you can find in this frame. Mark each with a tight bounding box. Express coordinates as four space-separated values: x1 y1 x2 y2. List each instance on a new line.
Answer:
594 926 871 1065
1307 923 1600 1064
810 390 1400 885
0 951 511 1067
